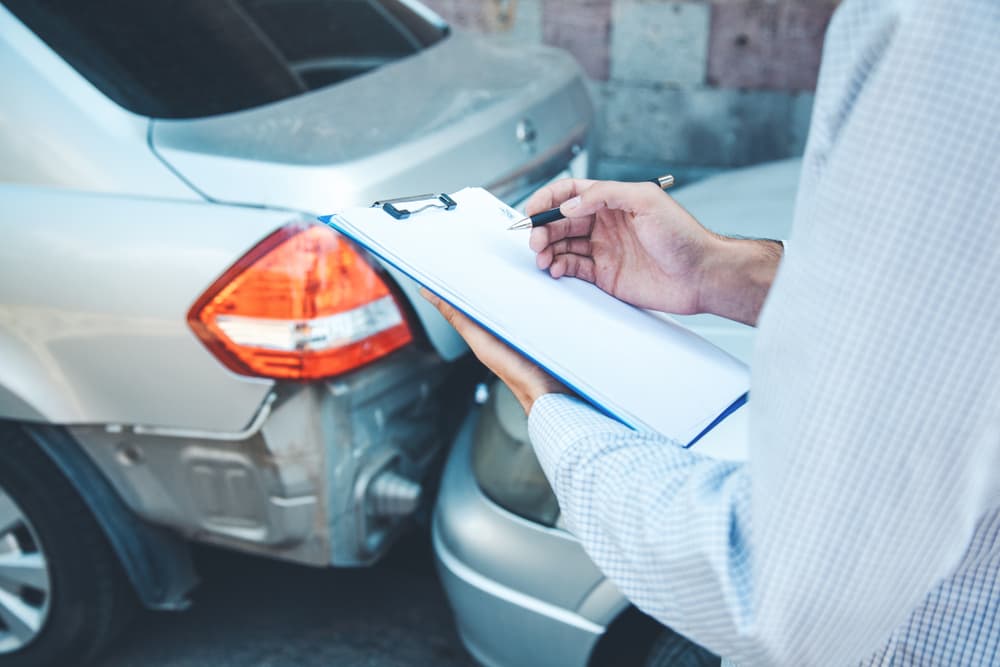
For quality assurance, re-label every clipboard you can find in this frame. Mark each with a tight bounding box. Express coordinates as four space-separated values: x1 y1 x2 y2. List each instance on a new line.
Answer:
372 193 458 219
320 187 749 448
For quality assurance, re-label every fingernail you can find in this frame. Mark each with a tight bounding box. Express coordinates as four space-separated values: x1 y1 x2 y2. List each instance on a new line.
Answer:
561 196 582 213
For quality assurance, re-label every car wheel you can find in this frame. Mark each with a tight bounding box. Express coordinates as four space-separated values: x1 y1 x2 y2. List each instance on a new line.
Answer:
0 425 135 666
644 627 719 667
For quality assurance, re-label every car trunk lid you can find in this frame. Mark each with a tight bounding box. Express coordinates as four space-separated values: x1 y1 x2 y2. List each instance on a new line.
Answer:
149 32 592 211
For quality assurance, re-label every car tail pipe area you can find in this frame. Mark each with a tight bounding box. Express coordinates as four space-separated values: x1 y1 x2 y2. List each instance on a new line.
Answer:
367 469 423 519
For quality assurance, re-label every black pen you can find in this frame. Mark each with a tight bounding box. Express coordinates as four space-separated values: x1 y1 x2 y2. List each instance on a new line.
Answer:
506 174 675 231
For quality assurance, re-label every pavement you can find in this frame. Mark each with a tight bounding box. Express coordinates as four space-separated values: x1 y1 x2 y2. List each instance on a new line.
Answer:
99 533 476 667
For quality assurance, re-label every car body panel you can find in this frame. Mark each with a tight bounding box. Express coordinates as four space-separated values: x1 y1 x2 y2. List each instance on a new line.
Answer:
434 407 609 667
673 158 801 239
435 159 801 667
0 185 286 429
69 347 473 567
434 412 607 614
150 32 591 211
0 6 196 199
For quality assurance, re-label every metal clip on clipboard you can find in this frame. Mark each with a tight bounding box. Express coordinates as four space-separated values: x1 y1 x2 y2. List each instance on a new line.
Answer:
372 193 458 220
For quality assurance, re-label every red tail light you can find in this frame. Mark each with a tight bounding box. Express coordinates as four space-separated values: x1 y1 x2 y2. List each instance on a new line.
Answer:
188 223 413 380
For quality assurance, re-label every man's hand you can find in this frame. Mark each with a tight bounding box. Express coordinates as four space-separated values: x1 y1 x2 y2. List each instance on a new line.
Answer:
421 289 569 413
526 179 717 315
525 179 782 326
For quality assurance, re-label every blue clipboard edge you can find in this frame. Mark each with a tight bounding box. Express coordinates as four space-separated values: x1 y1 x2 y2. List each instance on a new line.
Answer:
318 213 748 448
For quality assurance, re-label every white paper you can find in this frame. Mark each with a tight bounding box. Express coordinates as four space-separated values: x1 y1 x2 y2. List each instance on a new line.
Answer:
324 187 749 445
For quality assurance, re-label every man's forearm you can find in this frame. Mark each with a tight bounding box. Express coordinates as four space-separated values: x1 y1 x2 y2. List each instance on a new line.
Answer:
696 236 783 326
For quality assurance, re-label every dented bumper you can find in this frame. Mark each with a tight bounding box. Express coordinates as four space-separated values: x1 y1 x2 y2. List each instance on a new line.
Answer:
70 347 478 567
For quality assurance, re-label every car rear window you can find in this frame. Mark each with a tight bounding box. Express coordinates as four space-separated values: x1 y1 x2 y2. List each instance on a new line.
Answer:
3 0 448 119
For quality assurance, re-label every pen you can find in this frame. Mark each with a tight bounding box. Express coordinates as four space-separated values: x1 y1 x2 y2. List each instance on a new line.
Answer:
507 174 675 230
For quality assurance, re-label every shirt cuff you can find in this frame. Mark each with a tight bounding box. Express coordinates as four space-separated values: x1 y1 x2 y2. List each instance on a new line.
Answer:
527 393 633 482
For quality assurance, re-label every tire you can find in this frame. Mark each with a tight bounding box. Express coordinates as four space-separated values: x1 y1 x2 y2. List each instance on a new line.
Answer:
644 627 720 667
0 425 136 666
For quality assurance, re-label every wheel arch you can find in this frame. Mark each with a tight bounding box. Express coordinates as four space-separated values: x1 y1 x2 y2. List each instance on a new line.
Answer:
7 421 197 611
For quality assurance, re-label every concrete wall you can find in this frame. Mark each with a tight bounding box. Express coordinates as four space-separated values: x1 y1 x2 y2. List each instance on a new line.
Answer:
421 0 838 182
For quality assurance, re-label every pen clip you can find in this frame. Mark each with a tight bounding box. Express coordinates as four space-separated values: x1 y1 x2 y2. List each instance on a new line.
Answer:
372 193 458 220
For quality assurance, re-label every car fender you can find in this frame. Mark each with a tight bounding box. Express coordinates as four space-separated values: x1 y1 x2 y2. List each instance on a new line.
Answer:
9 421 197 609
0 185 291 431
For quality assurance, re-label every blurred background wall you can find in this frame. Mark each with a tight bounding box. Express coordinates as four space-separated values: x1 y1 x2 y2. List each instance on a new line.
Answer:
421 0 838 182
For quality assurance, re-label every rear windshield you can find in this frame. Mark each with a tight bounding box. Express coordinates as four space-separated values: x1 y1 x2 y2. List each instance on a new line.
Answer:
4 0 448 119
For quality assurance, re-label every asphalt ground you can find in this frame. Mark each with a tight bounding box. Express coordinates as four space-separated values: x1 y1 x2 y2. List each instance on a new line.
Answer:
99 533 476 667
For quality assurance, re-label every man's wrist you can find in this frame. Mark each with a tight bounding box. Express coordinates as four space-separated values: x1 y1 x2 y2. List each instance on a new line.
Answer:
696 236 783 326
514 370 572 415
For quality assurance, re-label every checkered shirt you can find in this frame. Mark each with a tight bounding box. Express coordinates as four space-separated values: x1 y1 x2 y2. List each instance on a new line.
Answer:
527 1 1000 664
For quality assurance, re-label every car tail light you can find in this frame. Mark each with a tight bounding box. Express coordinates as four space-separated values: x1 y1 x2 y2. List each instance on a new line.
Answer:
188 223 413 380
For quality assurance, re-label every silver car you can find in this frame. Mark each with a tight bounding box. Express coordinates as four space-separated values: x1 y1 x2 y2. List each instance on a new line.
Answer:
433 159 802 667
0 1 591 663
